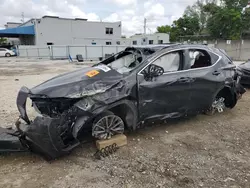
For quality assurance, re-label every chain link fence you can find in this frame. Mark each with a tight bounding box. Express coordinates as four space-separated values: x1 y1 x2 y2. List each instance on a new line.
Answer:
18 45 128 60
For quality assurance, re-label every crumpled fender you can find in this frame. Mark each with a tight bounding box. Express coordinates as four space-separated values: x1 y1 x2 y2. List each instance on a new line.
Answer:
92 99 138 130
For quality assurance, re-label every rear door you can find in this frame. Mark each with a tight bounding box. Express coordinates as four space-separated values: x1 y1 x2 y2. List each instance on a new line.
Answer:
183 48 223 112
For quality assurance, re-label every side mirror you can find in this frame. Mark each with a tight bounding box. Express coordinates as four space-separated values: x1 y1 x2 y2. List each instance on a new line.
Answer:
142 64 164 81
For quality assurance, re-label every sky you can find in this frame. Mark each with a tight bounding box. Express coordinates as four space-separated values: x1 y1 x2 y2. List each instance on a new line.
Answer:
0 0 197 36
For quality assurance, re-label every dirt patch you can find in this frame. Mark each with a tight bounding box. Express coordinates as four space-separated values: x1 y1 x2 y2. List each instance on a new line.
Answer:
0 58 250 188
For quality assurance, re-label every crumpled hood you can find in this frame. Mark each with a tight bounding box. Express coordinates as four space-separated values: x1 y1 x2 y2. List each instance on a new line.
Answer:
30 65 124 98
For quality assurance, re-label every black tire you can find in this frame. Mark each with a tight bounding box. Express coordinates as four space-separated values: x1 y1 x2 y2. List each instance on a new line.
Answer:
92 111 125 140
5 53 11 57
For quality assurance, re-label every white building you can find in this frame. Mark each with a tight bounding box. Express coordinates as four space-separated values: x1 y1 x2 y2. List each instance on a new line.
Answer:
129 33 170 45
3 22 22 45
0 16 122 46
4 22 22 29
0 16 170 47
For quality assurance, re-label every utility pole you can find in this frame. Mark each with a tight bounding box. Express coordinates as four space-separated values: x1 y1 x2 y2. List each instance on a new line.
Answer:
144 18 146 35
21 12 24 23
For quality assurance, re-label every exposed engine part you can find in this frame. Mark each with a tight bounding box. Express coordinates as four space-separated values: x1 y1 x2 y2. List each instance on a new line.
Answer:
94 143 118 160
212 97 226 113
92 115 124 140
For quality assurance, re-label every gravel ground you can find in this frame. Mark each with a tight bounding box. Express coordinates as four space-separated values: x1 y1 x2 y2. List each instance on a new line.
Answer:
0 57 250 188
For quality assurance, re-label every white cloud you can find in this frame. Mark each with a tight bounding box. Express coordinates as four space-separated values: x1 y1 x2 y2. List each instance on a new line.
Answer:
103 13 120 22
123 9 135 16
144 3 165 18
144 0 153 9
0 0 197 36
107 0 137 6
69 5 100 21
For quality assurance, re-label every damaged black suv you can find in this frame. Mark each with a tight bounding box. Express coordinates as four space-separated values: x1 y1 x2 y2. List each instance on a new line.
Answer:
1 44 245 159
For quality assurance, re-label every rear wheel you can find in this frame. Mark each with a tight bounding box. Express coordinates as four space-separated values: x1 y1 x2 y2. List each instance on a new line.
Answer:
5 53 11 57
92 111 125 140
205 97 226 115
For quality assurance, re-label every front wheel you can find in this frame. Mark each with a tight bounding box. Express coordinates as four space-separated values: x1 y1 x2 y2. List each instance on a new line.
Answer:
92 111 125 140
5 53 11 57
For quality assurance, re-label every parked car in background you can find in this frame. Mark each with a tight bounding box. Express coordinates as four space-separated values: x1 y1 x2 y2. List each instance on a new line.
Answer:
0 48 15 57
237 60 250 85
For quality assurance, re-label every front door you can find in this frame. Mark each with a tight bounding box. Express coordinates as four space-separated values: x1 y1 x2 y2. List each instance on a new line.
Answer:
137 50 194 122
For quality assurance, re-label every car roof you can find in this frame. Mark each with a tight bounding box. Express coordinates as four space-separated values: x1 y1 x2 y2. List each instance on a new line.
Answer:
125 44 224 58
130 44 214 51
130 44 176 50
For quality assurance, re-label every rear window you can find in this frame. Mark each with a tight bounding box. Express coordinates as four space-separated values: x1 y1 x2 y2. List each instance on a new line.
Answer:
209 52 220 64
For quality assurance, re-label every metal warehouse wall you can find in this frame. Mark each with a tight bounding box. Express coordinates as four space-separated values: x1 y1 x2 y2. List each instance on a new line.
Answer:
35 17 122 46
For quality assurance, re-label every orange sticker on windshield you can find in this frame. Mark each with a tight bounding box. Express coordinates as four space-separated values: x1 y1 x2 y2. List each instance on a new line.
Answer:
86 70 99 77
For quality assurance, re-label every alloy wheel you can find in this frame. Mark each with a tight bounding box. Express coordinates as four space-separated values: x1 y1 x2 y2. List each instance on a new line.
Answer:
92 115 124 140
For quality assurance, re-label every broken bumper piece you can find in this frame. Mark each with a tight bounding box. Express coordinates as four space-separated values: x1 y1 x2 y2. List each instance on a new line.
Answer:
0 127 28 152
20 116 79 160
0 117 79 160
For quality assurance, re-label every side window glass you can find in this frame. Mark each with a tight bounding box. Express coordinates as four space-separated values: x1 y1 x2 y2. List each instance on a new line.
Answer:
210 52 220 64
152 52 180 72
188 49 212 69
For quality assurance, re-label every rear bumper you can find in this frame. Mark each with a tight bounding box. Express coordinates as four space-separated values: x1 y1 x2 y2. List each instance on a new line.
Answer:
240 75 250 85
237 68 250 85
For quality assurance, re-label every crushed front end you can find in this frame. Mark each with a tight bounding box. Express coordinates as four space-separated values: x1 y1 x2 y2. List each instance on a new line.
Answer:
0 87 94 160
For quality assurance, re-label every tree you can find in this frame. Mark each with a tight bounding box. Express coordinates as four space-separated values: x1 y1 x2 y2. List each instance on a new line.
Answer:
0 37 7 44
204 0 250 39
156 0 250 41
241 6 250 37
175 15 200 35
184 0 210 34
157 15 200 42
223 0 249 10
206 7 242 39
156 25 171 33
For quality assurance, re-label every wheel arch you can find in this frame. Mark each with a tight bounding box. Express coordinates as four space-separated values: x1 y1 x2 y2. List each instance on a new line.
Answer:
214 85 236 108
5 52 11 57
92 99 138 130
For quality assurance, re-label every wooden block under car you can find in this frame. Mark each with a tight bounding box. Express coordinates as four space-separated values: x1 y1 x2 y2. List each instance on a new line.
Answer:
96 134 127 150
